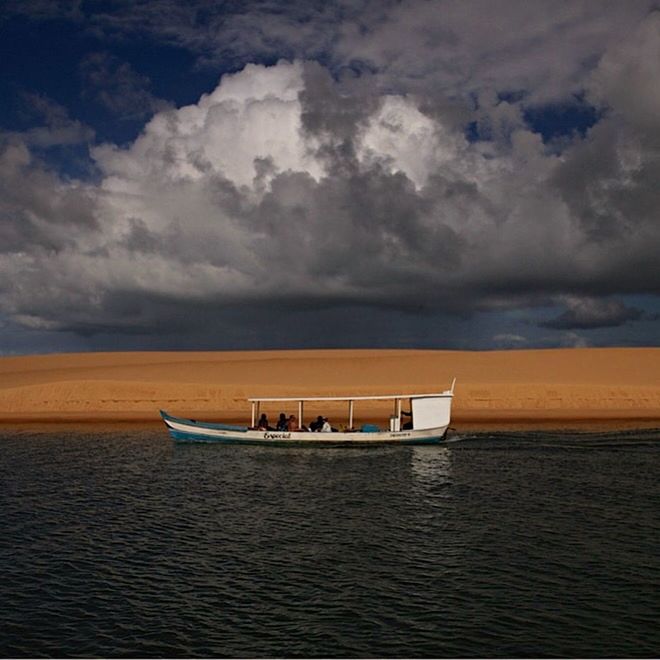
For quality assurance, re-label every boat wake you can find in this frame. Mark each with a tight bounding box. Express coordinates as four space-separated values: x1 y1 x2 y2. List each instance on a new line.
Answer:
444 427 660 450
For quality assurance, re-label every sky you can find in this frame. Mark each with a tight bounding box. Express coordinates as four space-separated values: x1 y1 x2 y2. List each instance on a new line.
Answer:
1 0 660 354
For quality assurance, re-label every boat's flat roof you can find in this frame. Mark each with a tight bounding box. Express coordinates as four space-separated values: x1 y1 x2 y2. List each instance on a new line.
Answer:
247 392 452 403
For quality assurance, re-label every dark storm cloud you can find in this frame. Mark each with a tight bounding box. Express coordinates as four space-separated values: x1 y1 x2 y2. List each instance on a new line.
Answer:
0 139 98 256
97 0 656 102
82 1 349 67
10 93 94 148
299 61 381 154
246 166 463 300
8 1 653 97
116 217 164 254
3 0 84 22
80 52 172 120
540 298 644 330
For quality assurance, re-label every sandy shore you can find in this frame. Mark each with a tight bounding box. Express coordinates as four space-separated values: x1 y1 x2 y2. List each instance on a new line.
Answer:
1 348 659 430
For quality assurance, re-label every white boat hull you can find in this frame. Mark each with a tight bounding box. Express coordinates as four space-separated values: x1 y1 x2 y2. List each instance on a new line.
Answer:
160 411 449 446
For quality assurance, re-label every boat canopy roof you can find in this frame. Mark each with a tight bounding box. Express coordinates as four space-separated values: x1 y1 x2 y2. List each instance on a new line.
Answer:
248 391 452 404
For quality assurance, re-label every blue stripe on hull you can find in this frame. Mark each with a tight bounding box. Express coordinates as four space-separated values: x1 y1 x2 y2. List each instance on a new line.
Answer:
167 429 445 446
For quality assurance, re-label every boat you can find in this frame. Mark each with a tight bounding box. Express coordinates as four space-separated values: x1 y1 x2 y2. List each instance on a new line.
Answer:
160 379 456 445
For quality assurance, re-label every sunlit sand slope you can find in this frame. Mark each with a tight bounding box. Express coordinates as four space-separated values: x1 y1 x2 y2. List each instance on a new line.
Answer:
0 349 658 426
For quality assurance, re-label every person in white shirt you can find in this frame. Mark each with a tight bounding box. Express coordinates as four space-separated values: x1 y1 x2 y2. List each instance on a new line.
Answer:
321 418 332 432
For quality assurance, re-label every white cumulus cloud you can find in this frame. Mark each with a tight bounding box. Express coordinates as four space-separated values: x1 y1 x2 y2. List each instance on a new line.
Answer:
1 37 659 347
94 60 323 191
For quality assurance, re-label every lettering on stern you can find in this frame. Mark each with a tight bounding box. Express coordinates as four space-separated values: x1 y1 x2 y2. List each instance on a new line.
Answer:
264 432 292 440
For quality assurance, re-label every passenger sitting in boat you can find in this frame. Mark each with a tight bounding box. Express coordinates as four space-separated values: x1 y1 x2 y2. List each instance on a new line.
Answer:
321 417 332 433
276 412 288 431
287 414 298 431
310 415 324 432
402 410 413 430
257 413 272 431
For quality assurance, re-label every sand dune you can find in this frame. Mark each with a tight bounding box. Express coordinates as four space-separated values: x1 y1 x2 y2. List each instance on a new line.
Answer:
0 348 659 428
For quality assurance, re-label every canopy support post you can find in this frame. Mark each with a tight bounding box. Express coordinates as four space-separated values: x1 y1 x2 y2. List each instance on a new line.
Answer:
298 401 303 429
251 402 256 428
348 400 354 429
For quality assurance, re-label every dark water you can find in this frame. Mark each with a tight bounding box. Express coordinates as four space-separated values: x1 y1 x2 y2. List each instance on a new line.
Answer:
1 429 659 658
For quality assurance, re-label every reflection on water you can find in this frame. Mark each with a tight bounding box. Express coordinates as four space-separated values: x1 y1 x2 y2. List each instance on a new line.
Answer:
1 430 659 657
410 446 452 491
